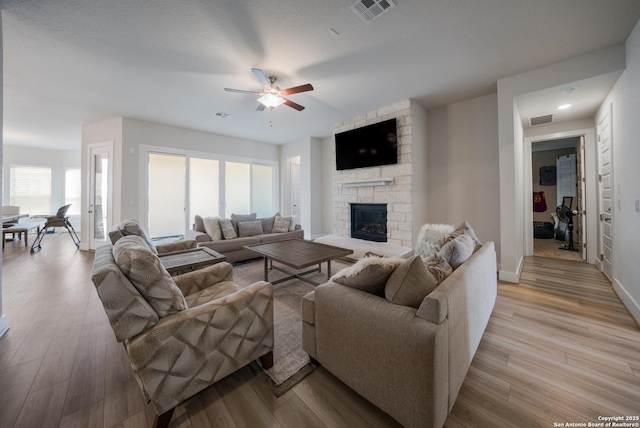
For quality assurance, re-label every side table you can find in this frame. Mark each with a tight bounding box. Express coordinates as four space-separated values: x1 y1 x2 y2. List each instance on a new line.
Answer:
158 247 226 275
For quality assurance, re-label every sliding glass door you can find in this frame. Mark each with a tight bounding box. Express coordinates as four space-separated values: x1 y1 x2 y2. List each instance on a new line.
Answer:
148 153 186 239
146 149 276 239
189 158 220 218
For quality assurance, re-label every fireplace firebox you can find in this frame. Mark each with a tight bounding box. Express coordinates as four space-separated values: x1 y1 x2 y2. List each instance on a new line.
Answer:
351 203 387 242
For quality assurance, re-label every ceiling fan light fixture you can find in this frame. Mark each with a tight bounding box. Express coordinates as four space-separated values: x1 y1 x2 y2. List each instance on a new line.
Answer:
257 93 285 108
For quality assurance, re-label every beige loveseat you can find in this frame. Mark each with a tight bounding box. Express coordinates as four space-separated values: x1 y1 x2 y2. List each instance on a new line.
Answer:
186 214 304 262
91 232 274 428
301 241 497 428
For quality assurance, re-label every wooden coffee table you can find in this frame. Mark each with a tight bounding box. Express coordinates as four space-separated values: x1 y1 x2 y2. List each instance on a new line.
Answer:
159 247 226 275
244 239 353 285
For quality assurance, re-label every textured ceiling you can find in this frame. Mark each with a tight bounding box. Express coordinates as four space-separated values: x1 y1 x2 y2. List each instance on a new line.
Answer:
2 0 640 150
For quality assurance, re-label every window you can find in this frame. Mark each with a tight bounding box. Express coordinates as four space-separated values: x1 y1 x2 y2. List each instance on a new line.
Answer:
252 164 274 218
144 147 277 238
65 168 82 215
10 165 52 215
224 162 251 217
223 162 274 218
189 158 219 218
148 153 186 238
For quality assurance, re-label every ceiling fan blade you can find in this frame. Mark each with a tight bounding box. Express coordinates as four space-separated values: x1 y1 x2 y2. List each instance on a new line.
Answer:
281 83 314 96
256 104 266 111
251 68 272 90
224 88 261 95
283 98 305 111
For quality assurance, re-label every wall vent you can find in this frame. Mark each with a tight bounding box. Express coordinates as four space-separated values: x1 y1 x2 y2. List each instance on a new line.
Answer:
350 0 395 23
529 114 553 126
214 112 231 119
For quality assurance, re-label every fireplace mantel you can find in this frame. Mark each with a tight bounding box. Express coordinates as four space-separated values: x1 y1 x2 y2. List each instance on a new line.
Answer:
340 177 394 187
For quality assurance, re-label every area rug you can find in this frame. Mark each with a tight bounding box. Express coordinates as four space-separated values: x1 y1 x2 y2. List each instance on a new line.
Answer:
232 260 346 395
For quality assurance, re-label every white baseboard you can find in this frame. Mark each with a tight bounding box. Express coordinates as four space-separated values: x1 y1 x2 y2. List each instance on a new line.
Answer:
612 278 640 327
498 256 523 283
0 314 8 339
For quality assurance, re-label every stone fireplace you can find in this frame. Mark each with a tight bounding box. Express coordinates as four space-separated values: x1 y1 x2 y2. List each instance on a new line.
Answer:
331 99 425 248
351 203 387 242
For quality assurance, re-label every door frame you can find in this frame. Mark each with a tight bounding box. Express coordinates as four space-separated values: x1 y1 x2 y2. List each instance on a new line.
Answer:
85 141 114 250
595 104 614 279
524 128 597 263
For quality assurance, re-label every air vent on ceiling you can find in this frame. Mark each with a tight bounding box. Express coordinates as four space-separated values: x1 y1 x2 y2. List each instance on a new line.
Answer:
529 114 553 126
350 0 395 23
214 112 231 119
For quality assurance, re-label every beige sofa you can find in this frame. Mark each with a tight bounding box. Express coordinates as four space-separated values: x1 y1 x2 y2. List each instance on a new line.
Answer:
301 241 497 428
186 214 304 263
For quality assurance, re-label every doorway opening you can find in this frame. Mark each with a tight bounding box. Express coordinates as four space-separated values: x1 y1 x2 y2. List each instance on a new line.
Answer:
530 137 584 262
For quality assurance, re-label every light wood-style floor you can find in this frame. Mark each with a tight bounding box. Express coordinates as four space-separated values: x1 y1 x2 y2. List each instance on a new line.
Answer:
1 234 639 427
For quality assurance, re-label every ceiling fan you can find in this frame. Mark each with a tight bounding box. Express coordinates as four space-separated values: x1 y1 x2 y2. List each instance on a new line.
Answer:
224 68 314 111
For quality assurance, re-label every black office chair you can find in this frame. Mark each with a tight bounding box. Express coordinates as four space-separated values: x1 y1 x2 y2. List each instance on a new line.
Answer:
30 204 80 253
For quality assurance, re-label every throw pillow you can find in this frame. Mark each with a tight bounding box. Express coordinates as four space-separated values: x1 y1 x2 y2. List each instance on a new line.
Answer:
260 217 275 234
414 223 455 259
238 220 264 237
272 216 291 233
202 216 223 241
113 235 187 317
219 218 238 239
423 254 454 283
438 232 475 269
289 214 299 231
108 219 157 254
259 212 281 234
447 221 482 246
231 213 257 235
331 256 405 294
194 215 205 233
385 255 442 308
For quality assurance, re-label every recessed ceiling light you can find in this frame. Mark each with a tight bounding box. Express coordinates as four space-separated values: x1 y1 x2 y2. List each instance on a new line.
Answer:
558 104 572 110
561 87 577 95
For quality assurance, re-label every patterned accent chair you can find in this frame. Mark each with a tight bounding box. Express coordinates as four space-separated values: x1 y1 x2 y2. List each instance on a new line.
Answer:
91 235 274 428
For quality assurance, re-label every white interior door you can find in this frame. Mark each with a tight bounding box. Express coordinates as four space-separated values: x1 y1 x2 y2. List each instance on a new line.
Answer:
291 160 301 217
556 153 576 203
577 137 587 260
597 107 613 280
556 153 576 243
88 144 113 250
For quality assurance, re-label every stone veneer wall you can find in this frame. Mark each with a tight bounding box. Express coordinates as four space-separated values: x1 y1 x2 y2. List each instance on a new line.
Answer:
332 100 414 247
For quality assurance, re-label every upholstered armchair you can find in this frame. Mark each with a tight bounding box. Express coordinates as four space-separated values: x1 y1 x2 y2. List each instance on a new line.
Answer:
91 235 274 428
108 218 197 254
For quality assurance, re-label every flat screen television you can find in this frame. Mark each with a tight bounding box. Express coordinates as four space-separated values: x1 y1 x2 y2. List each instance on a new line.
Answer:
335 118 398 170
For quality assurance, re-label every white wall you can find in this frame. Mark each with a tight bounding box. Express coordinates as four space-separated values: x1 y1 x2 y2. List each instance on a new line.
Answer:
426 93 501 262
497 44 626 282
597 19 640 324
2 145 81 214
80 117 123 250
1 15 5 335
411 101 428 237
321 136 334 235
280 138 324 239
